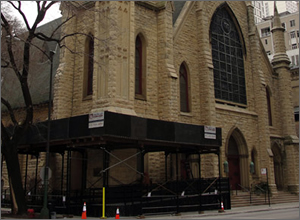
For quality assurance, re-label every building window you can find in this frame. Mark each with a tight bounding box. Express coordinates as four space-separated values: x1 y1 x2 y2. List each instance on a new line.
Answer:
292 44 297 49
290 20 295 27
290 31 296 39
295 107 299 122
265 39 268 45
291 55 299 66
281 23 286 30
261 27 271 37
266 87 272 126
297 31 299 38
291 56 295 65
179 63 190 112
135 34 146 98
210 5 247 105
83 34 94 97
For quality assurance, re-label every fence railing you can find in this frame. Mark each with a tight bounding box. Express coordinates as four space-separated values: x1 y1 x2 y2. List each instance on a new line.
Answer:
1 178 231 217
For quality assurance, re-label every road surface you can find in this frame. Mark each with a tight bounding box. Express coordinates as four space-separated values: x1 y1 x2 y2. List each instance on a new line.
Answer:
189 207 299 219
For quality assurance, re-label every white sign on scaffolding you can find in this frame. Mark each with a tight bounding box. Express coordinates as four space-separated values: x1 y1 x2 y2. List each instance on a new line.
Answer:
204 125 216 139
261 168 267 175
89 112 104 128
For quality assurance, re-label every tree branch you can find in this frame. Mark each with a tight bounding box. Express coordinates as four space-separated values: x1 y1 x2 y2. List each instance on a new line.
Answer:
8 1 31 31
50 15 75 39
1 98 18 126
34 32 60 43
1 121 11 144
1 12 22 81
1 59 10 68
31 1 59 31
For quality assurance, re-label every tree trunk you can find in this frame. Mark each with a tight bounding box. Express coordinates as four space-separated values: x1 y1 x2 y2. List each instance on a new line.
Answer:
2 140 27 215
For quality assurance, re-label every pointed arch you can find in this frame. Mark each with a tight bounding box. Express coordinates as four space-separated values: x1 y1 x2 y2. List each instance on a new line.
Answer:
226 127 248 157
210 3 247 105
226 127 249 189
209 3 247 55
179 62 191 112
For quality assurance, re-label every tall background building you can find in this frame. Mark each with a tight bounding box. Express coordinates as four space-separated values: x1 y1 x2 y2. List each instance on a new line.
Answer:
264 1 298 17
252 1 266 24
256 3 299 136
252 1 299 24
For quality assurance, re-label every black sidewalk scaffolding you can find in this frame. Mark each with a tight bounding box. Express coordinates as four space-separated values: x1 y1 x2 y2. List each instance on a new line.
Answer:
2 111 230 217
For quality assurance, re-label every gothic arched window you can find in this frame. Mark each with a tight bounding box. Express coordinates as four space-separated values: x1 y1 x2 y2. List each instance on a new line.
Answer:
266 87 273 126
84 34 94 97
210 6 247 105
179 63 190 112
135 34 146 98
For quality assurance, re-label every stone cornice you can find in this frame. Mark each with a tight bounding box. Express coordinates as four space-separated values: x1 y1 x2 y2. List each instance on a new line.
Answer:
271 53 291 69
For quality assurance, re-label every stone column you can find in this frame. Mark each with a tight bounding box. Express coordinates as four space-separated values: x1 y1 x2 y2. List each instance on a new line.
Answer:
271 4 299 194
246 2 277 192
53 3 78 119
92 1 136 115
195 4 217 126
157 2 178 122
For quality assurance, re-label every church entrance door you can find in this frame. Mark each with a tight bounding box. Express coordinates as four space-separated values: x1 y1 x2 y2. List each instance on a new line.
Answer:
228 156 241 190
272 144 283 190
227 135 241 190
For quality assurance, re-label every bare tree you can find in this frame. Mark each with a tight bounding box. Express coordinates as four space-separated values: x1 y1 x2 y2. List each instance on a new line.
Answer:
1 1 121 216
1 1 61 215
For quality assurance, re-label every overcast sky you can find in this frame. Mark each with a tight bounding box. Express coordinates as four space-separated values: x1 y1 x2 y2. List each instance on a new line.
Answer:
3 1 62 27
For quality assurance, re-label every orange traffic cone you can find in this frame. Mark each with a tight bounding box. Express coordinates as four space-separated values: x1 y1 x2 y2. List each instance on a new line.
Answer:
82 202 87 219
218 201 225 213
27 209 35 218
115 207 120 219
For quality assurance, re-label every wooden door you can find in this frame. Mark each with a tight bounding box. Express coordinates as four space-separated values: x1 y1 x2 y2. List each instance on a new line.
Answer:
228 156 240 190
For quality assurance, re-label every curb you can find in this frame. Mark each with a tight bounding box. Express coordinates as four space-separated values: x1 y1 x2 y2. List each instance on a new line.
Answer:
1 203 299 219
182 205 299 218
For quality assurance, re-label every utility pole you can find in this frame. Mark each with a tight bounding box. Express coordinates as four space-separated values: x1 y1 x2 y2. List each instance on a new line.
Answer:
40 50 55 219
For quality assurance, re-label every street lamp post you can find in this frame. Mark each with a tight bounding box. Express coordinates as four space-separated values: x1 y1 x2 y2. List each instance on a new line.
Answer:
40 50 55 219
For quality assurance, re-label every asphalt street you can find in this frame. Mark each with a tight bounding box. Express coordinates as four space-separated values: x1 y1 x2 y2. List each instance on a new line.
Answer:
184 207 299 219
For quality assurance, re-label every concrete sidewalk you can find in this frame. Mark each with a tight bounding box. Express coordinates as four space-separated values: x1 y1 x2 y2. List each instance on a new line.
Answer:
1 202 299 219
142 202 299 219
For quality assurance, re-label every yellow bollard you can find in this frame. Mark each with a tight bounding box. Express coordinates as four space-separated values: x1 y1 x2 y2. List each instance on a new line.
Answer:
101 187 107 219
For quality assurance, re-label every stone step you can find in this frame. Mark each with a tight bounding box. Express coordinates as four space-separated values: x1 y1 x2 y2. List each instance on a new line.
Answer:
231 191 299 208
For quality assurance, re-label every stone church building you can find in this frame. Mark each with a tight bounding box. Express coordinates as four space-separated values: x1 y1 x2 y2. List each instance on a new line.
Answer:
1 1 299 214
54 0 298 192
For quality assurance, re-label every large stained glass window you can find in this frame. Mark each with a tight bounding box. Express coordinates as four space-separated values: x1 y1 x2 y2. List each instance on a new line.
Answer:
210 6 247 105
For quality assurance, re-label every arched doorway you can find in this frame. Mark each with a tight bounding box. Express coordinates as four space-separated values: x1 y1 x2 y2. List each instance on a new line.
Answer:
272 144 283 190
226 129 249 190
